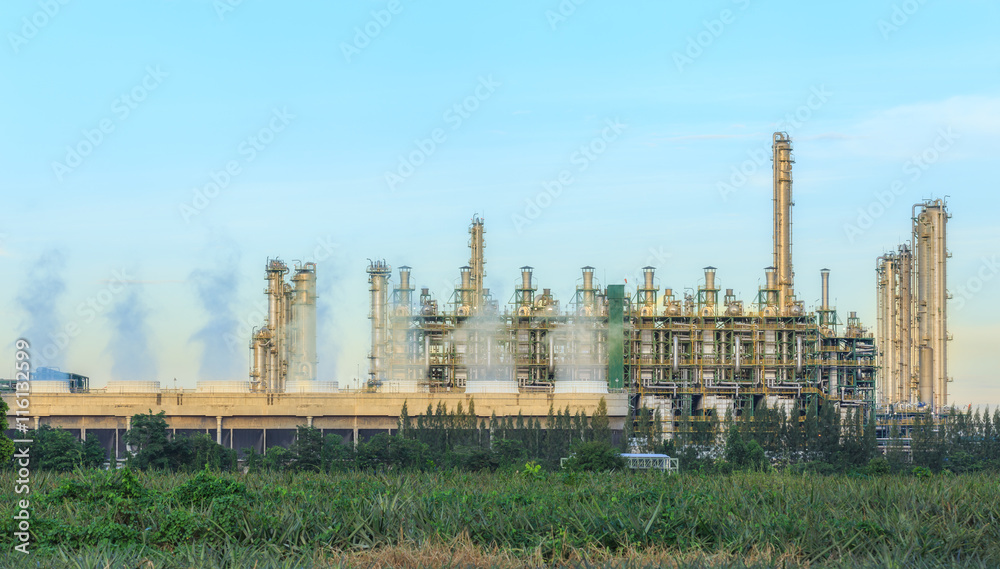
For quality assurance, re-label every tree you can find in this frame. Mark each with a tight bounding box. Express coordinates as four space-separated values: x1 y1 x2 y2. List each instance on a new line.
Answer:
82 434 107 468
0 398 14 464
33 425 84 471
723 425 768 471
321 434 354 472
592 397 611 445
124 410 171 470
399 400 411 434
289 425 324 471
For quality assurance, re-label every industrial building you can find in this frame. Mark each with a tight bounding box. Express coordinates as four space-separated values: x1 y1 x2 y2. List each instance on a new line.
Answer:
876 200 950 411
363 132 879 437
3 131 952 457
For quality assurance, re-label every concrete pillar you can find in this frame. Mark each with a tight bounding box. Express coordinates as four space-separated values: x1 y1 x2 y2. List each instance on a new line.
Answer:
353 415 359 449
33 416 40 430
216 416 223 445
81 426 86 441
126 416 132 431
263 427 267 454
306 416 313 427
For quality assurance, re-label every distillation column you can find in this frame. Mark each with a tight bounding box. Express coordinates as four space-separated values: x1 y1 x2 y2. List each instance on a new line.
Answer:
897 245 914 403
876 256 898 404
772 132 795 315
288 263 317 383
266 260 289 391
469 216 485 314
367 260 392 386
913 200 948 410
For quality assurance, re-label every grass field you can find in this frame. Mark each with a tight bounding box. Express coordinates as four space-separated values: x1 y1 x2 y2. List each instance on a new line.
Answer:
1 468 998 568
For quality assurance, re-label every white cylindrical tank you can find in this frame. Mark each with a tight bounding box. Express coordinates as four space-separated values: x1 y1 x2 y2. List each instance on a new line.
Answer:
465 380 520 394
284 380 338 393
553 380 608 394
196 380 251 393
288 263 318 384
105 380 161 393
31 380 71 393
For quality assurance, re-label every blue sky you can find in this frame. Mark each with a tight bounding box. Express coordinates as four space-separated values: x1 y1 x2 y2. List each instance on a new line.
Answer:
2 1 998 403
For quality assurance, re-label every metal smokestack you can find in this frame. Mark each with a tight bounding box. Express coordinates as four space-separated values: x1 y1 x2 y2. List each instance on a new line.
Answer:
764 266 778 311
820 268 830 311
396 266 413 315
521 266 532 291
772 132 795 314
704 266 717 307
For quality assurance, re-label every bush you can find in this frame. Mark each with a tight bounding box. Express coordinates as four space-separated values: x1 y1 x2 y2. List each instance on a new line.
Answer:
563 441 625 472
867 457 890 475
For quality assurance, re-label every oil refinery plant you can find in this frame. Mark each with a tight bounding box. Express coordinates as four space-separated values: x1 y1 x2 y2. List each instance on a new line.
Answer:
3 132 951 458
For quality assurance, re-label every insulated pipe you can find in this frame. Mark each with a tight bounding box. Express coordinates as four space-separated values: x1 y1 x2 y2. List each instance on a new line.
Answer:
796 336 803 375
672 335 679 373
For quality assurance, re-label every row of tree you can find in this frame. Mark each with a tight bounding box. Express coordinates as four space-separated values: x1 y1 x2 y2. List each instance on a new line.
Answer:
5 396 1000 474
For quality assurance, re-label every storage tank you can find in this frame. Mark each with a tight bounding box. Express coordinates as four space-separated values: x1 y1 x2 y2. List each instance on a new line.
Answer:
553 380 608 394
196 380 251 393
380 379 427 393
284 380 338 393
30 380 71 393
464 379 520 394
105 380 160 393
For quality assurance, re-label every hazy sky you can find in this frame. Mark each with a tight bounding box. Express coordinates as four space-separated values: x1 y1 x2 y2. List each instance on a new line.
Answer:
2 1 998 404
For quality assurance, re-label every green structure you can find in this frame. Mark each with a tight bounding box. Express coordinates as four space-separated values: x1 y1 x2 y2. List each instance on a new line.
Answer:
607 284 625 390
